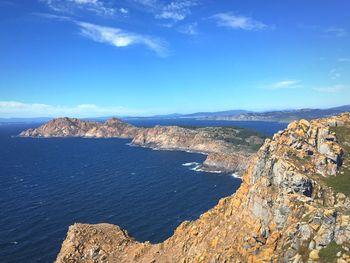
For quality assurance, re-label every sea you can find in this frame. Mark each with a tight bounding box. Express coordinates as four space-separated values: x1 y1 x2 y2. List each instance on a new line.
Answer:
0 119 287 262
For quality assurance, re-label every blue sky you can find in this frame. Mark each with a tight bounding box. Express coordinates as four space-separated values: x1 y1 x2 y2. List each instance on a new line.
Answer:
0 0 349 117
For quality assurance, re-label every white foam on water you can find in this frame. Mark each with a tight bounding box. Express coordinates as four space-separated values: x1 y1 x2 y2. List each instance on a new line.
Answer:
182 162 199 167
191 165 223 174
231 173 242 179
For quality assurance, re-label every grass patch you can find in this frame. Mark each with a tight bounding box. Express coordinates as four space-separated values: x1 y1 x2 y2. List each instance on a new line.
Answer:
323 126 350 195
319 241 343 263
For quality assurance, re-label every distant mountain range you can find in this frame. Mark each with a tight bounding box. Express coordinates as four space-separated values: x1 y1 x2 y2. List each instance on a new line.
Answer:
202 105 350 123
123 109 251 120
0 117 52 124
0 105 349 123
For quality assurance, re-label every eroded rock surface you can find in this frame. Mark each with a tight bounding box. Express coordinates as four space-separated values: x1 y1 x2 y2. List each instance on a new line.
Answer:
55 113 350 262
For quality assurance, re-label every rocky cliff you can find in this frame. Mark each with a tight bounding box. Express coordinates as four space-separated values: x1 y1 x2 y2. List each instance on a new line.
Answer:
132 126 263 174
20 118 263 174
55 113 350 263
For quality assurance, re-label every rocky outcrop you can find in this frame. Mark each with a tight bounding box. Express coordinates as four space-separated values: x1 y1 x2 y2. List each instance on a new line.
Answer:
132 126 233 153
20 119 264 174
19 117 138 138
55 113 350 262
202 152 250 174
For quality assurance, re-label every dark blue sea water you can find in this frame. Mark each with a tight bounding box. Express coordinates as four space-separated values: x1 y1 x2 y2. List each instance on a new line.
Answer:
0 120 286 263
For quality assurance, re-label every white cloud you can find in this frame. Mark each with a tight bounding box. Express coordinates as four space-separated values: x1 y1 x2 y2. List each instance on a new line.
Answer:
329 68 341 79
134 0 198 22
156 11 186 21
313 85 347 93
0 101 148 118
325 27 348 37
156 1 197 21
211 13 271 31
119 8 129 14
42 0 118 16
338 58 350 63
77 22 169 56
257 80 302 90
178 22 198 35
71 0 98 4
272 80 301 89
37 14 168 56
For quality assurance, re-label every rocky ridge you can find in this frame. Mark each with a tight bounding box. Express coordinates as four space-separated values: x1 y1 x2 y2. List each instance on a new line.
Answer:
19 117 138 138
55 113 350 262
20 118 263 175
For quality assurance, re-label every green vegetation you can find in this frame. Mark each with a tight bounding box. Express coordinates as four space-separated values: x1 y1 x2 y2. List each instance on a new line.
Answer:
323 126 350 195
319 241 343 262
180 125 266 150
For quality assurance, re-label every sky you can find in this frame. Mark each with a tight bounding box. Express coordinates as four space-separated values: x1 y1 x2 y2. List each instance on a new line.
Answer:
0 0 349 117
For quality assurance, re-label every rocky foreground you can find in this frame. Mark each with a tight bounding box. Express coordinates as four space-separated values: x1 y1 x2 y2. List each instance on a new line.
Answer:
53 113 350 263
20 117 264 175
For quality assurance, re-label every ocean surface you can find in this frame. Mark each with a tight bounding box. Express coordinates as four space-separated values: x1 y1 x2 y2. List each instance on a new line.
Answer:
0 120 287 262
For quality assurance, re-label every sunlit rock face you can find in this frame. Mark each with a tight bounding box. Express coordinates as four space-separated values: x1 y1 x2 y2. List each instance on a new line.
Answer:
55 113 350 262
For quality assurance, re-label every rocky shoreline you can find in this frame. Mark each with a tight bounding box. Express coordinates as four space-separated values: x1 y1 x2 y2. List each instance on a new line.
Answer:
52 113 350 262
20 117 264 176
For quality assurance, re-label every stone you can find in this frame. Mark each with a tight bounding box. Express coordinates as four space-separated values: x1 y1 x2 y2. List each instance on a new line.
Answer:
309 250 319 260
308 240 316 250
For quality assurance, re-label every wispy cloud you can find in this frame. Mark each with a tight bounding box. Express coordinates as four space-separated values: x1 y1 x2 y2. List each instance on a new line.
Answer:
41 0 126 16
0 101 148 118
77 22 169 56
329 68 341 79
119 7 129 14
178 22 198 35
338 58 350 63
133 0 198 22
324 27 348 37
37 14 169 57
313 85 348 93
257 80 302 90
271 80 301 89
156 1 197 21
211 13 271 31
298 24 348 38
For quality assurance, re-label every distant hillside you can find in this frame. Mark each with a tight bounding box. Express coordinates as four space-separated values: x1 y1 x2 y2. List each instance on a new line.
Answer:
203 105 350 122
1 106 349 123
123 109 251 120
0 117 52 124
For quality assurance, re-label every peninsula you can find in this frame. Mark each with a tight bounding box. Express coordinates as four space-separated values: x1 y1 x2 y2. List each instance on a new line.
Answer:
20 117 264 175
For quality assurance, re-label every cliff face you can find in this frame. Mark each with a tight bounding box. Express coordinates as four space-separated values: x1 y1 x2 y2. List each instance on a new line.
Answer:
132 126 263 174
20 119 263 174
55 113 350 263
